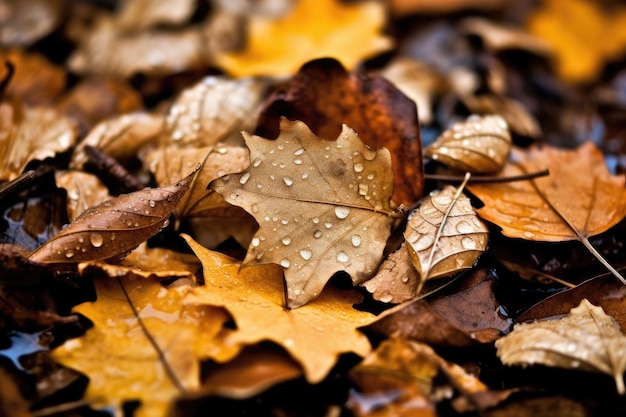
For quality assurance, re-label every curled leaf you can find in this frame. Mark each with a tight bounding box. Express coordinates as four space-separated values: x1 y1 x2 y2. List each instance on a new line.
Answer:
496 299 626 395
405 185 488 286
28 169 197 264
424 115 511 174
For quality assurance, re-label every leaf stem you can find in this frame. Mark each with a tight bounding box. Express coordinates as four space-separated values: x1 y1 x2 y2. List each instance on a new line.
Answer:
579 237 626 287
424 169 549 184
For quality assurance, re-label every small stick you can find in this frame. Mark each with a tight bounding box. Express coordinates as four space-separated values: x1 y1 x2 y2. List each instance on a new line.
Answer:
424 169 550 184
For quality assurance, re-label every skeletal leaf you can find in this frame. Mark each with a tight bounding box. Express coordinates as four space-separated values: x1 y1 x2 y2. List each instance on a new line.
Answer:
424 115 511 174
405 185 488 287
496 299 626 395
210 118 396 308
29 169 197 264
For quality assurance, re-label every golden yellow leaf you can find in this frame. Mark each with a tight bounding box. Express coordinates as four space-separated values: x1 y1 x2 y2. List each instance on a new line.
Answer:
214 0 393 77
210 118 396 308
181 234 377 383
52 275 238 417
526 0 626 83
496 299 626 395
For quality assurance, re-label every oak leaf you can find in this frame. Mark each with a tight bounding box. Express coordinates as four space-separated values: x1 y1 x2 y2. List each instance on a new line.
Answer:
210 118 396 308
29 169 196 264
182 234 377 383
467 142 626 242
52 275 239 417
214 0 392 77
496 299 626 395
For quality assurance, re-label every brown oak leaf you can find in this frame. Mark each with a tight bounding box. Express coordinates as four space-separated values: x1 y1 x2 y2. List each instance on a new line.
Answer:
210 118 396 308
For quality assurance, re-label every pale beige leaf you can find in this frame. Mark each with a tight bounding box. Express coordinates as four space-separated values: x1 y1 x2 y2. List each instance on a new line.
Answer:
461 95 542 139
162 76 267 148
405 185 488 286
496 299 626 395
71 112 164 169
460 17 552 55
210 118 396 308
0 0 63 47
1 102 78 181
117 0 196 30
55 171 111 221
424 115 511 174
212 0 295 17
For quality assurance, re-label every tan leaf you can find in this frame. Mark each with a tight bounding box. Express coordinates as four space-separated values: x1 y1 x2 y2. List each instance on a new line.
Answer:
181 234 377 383
52 275 238 417
210 118 396 308
28 169 197 264
0 0 63 47
162 76 266 148
496 299 626 395
461 95 542 139
0 102 78 182
55 171 111 221
424 115 511 174
117 0 196 30
214 0 392 77
460 17 552 56
405 185 488 287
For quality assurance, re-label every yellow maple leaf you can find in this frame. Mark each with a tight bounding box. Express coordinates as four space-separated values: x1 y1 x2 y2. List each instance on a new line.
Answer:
526 0 626 83
181 234 377 383
52 275 239 417
214 0 393 77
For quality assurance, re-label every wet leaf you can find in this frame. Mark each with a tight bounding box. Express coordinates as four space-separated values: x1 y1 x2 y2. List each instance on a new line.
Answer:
496 299 626 395
182 234 377 383
0 0 64 47
405 185 489 287
468 142 626 242
210 118 396 308
55 171 111 221
214 0 392 77
256 58 424 206
28 169 197 264
52 275 238 417
425 114 511 173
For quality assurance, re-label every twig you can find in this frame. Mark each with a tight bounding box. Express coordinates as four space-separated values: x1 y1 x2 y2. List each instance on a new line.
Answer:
424 169 550 183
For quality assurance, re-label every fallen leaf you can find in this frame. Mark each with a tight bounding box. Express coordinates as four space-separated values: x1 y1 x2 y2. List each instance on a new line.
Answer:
117 0 196 30
496 299 626 395
526 0 626 83
210 118 396 308
482 395 587 417
0 0 64 47
256 58 424 206
214 0 392 77
468 142 626 242
460 17 551 56
390 0 507 16
28 169 197 264
55 171 111 221
0 102 78 182
461 95 542 139
181 234 377 383
0 368 31 417
424 114 511 173
405 185 489 286
52 275 238 417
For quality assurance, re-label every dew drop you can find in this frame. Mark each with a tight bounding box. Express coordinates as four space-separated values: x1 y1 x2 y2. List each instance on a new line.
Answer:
433 195 452 206
379 295 393 303
277 145 284 151
335 206 350 219
65 249 75 259
171 130 184 141
324 221 333 229
282 237 292 245
456 221 474 234
252 158 262 167
251 237 260 247
336 251 349 262
401 276 409 283
90 232 104 248
294 148 304 156
524 231 535 238
283 176 294 186
281 219 289 225
251 204 259 213
461 236 477 250
149 200 156 208
301 172 308 179
351 235 362 247
353 163 364 173
216 146 228 154
312 217 319 224
300 249 312 260
313 230 322 239
280 259 291 268
239 172 251 184
293 158 303 165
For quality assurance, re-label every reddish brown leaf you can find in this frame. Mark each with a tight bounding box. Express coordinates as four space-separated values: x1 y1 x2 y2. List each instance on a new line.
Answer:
28 169 197 264
256 58 423 206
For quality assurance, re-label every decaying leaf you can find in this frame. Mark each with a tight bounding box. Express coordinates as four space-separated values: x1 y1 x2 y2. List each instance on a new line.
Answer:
256 58 424 206
55 171 111 221
214 0 392 77
424 114 511 174
52 275 239 417
389 0 507 15
182 235 377 383
0 0 64 47
461 95 542 139
29 169 197 264
210 118 396 308
405 185 488 288
0 102 78 182
496 299 626 395
468 142 626 242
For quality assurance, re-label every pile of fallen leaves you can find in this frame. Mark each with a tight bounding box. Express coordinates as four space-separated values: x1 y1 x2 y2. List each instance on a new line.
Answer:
2 0 626 416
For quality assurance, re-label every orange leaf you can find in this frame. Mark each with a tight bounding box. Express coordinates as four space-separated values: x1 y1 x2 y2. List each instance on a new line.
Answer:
181 234 377 383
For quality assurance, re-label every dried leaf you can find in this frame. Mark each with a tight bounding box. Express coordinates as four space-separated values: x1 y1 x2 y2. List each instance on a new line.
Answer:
210 118 396 308
117 0 196 30
405 185 488 286
390 0 507 15
460 17 552 56
461 95 542 139
0 102 78 182
52 275 238 417
467 142 626 242
212 0 295 17
28 169 197 264
496 299 626 395
182 234 377 383
424 115 511 174
0 0 63 47
256 58 424 206
55 171 111 221
214 0 392 77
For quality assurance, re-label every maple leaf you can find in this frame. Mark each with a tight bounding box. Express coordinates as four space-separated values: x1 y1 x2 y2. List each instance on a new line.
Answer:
181 234 377 383
51 275 239 417
214 0 393 77
496 299 626 395
210 118 396 308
